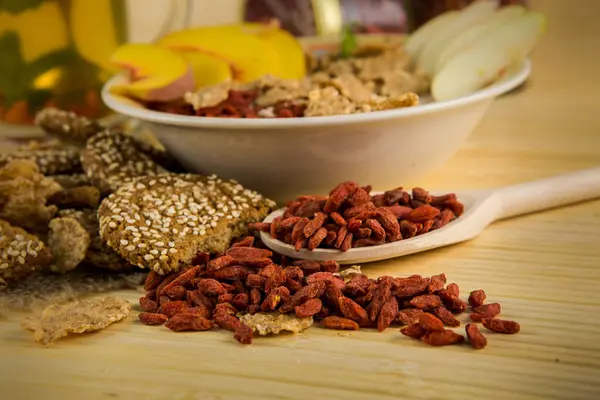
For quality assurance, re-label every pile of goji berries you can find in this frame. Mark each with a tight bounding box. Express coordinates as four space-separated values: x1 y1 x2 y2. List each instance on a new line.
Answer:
250 181 465 251
138 236 519 347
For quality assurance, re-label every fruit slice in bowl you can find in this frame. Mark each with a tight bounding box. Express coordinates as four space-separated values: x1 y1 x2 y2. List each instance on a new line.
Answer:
431 10 546 101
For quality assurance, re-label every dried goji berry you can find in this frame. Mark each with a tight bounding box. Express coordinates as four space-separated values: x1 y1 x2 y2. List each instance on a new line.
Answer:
319 260 340 273
418 313 445 332
428 273 447 293
144 270 164 291
482 318 520 334
465 323 487 349
468 289 487 308
139 312 168 326
214 302 238 317
410 294 442 310
407 205 440 222
231 236 254 248
214 314 242 332
295 298 323 318
166 313 214 332
234 323 253 344
376 297 399 332
308 227 328 250
321 316 359 330
473 303 501 319
226 247 272 260
160 301 190 318
400 323 426 339
196 278 227 296
165 285 186 300
338 296 368 323
395 308 424 325
433 307 460 327
139 297 159 313
232 293 249 311
159 266 200 295
421 329 464 346
208 255 236 272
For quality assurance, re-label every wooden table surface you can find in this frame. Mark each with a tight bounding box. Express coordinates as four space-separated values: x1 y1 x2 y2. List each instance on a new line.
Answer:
2 1 600 399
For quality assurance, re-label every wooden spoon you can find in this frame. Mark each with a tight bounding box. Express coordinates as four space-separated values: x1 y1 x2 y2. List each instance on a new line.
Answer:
260 167 600 264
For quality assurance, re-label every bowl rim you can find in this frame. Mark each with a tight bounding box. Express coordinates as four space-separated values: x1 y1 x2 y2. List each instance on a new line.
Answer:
101 59 531 130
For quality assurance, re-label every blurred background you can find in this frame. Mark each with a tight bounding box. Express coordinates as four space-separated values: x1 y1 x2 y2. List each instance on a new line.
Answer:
0 0 529 128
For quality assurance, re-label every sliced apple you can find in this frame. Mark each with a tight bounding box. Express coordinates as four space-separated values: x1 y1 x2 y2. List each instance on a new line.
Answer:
434 5 527 74
239 22 307 79
405 10 459 63
180 51 232 89
158 26 285 83
431 11 546 101
416 0 499 76
109 43 195 102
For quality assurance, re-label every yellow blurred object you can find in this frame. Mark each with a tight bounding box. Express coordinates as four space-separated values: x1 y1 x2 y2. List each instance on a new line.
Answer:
70 0 122 71
180 52 233 89
109 43 196 102
240 22 307 79
4 1 68 63
158 25 287 83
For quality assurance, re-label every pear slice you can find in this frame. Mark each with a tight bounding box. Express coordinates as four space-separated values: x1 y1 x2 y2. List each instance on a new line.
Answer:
434 5 527 74
416 0 499 76
405 10 459 63
431 11 546 102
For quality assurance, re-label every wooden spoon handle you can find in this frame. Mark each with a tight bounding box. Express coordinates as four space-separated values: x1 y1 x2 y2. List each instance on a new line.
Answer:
492 167 600 220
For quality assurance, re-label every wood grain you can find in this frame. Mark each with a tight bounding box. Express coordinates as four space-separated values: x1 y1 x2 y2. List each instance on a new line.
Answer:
1 1 600 399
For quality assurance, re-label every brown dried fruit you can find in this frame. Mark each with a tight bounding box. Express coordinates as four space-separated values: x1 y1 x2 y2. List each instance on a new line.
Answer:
159 266 199 295
468 289 486 308
215 302 238 317
422 330 465 346
139 312 168 326
284 266 304 281
329 212 347 226
433 307 460 327
334 226 348 249
303 212 327 237
399 220 418 238
320 260 340 273
218 293 234 304
400 323 426 339
208 255 236 272
139 297 159 313
197 278 227 296
248 222 271 232
246 273 267 289
234 323 254 344
144 271 163 291
165 285 186 300
290 217 309 243
394 276 430 298
338 296 368 323
292 260 321 274
377 296 399 332
482 318 520 334
261 287 285 311
366 281 393 321
295 298 323 318
473 303 501 319
418 313 445 332
308 227 328 250
428 273 447 293
232 293 249 311
166 313 214 332
321 316 359 330
465 323 487 349
446 283 460 297
231 236 254 247
212 265 253 281
407 205 440 222
214 314 242 331
395 308 424 325
410 294 442 310
340 233 353 251
280 216 302 230
160 301 190 318
226 247 272 260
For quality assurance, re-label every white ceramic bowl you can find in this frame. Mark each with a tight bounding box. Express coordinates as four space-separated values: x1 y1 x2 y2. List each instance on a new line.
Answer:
101 59 530 205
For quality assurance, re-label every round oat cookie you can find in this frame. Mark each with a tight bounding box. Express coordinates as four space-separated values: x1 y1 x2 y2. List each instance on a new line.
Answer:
0 219 53 287
98 174 275 274
81 130 166 195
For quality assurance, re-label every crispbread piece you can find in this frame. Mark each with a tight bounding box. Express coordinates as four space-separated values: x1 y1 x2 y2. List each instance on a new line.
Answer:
21 296 131 346
81 130 166 194
34 107 104 144
57 209 133 272
0 159 62 230
98 174 275 274
0 140 82 175
48 217 90 274
0 219 53 287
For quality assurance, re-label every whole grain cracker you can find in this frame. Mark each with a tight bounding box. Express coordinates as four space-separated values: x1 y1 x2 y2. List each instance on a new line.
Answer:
0 159 62 230
237 312 313 335
21 296 131 346
48 217 91 274
81 130 166 194
57 209 133 272
34 107 104 144
0 140 82 175
0 219 53 286
98 174 274 274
